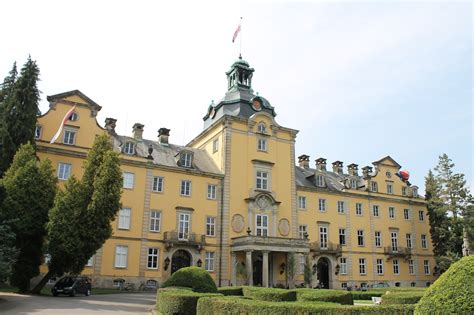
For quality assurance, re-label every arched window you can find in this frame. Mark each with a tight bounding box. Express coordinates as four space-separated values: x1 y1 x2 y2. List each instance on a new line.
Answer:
257 122 267 134
123 142 135 155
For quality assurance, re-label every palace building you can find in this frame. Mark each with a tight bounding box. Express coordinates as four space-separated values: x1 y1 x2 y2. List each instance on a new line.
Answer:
36 57 436 289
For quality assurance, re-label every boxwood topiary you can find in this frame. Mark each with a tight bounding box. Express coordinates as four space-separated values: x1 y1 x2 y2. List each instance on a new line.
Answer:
242 286 297 302
217 286 244 296
295 288 354 305
157 288 222 315
381 291 425 305
415 255 474 315
162 267 217 293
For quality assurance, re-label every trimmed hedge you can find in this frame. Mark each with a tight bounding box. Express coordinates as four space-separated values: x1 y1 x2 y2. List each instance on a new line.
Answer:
415 255 474 315
351 291 384 300
157 288 222 315
217 286 244 296
381 291 425 305
242 286 297 302
162 267 217 293
295 288 354 305
197 296 416 315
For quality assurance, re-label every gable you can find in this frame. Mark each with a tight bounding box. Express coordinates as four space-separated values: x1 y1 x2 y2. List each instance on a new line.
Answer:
372 155 401 169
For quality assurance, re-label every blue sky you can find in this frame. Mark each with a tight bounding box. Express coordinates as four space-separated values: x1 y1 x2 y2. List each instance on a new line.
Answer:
0 0 472 192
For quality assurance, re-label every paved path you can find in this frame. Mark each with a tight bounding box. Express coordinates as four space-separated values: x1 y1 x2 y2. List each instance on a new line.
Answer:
0 292 156 315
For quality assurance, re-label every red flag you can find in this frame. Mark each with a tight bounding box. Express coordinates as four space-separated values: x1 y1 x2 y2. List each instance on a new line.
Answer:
232 22 241 43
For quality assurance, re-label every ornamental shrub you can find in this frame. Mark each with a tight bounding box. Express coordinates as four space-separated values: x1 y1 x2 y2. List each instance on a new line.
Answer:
415 255 474 315
242 286 297 302
296 288 354 305
162 267 217 293
196 296 416 315
381 291 425 305
157 288 221 315
217 286 244 296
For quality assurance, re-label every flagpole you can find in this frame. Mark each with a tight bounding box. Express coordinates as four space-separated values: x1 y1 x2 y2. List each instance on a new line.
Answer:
239 17 243 57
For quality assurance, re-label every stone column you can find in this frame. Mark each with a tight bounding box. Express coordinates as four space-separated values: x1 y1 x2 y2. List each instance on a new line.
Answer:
231 252 237 286
246 250 253 286
262 251 269 287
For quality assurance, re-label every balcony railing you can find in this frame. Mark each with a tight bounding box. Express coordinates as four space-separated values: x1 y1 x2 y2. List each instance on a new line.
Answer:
163 231 206 251
310 242 342 256
384 246 411 258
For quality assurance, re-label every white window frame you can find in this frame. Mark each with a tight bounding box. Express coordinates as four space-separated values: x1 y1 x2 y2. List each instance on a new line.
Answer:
118 208 131 230
207 184 217 200
123 172 135 189
391 231 399 251
180 180 192 196
298 196 307 209
406 233 412 248
57 162 72 181
402 187 407 196
319 226 328 249
212 138 219 153
393 259 400 275
408 259 415 275
63 129 76 145
339 228 346 246
371 181 378 192
147 248 159 269
150 211 161 232
337 201 346 214
404 209 411 220
356 203 363 215
256 214 268 237
180 152 193 167
152 176 164 193
387 183 393 194
424 260 430 275
421 234 428 249
375 231 382 247
298 225 307 239
123 142 135 155
376 258 384 275
178 212 191 240
316 175 324 187
319 199 326 212
115 245 128 268
205 252 215 271
389 207 395 219
206 216 216 237
357 230 365 247
359 258 366 275
350 179 357 189
257 138 268 152
373 205 380 217
35 125 42 140
257 122 267 133
418 210 425 222
256 170 269 190
340 257 347 274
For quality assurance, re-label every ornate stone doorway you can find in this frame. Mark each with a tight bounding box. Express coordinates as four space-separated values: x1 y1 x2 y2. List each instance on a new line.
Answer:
171 249 191 274
317 257 330 289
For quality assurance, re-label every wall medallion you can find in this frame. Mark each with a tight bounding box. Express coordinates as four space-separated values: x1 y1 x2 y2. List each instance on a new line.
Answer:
278 218 290 236
231 214 245 233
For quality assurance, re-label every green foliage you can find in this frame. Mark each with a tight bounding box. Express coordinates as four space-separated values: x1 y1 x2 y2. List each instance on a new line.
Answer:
156 288 222 315
286 252 296 289
196 296 416 315
296 288 354 305
0 144 57 292
415 255 474 315
381 291 425 305
0 222 18 281
217 286 243 296
242 287 297 302
162 267 217 293
303 255 312 287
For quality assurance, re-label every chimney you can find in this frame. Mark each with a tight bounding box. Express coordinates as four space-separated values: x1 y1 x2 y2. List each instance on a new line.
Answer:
332 161 344 175
347 163 359 176
132 123 144 140
104 118 117 134
315 158 327 171
298 154 310 169
158 128 170 146
362 166 373 179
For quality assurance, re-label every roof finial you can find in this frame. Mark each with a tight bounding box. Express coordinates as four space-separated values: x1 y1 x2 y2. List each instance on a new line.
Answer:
239 53 242 59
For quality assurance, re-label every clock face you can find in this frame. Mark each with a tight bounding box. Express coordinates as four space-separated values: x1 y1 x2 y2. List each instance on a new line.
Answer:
252 99 262 111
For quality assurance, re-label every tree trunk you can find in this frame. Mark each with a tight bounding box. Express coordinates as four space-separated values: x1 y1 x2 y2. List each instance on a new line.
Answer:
30 270 52 294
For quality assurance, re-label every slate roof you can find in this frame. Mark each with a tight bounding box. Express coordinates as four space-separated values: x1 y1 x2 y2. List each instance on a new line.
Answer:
295 166 364 192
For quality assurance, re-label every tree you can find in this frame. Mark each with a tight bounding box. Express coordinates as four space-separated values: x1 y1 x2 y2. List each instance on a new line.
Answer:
0 57 41 177
287 252 296 289
303 255 312 288
0 144 57 292
31 134 122 293
0 184 18 282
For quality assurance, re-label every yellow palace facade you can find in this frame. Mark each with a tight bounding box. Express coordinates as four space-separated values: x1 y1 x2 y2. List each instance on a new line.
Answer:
35 57 436 289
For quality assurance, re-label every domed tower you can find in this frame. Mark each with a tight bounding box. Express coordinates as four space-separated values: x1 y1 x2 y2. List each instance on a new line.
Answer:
203 56 276 129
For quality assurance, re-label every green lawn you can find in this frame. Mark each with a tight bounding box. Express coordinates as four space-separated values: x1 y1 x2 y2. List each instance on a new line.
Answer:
0 286 126 296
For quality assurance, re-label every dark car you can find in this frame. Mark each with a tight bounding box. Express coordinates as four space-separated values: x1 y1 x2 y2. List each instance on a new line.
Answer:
52 276 91 297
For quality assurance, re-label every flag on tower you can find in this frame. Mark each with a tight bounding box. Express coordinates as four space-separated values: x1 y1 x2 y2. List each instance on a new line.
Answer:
50 105 76 144
232 19 241 43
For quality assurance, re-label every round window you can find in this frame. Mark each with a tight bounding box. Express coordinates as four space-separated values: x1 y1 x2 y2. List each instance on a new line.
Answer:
386 171 391 178
69 112 79 121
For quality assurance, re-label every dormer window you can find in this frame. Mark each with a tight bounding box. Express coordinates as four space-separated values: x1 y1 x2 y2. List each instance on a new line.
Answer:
180 152 193 168
316 175 324 187
412 188 418 198
123 142 135 155
350 179 357 189
257 122 267 134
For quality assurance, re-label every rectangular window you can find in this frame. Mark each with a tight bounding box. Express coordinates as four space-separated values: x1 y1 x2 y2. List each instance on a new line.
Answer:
375 231 382 247
393 259 400 275
359 258 366 275
356 203 363 215
319 199 326 212
57 163 71 180
357 230 365 246
424 260 430 275
404 209 410 220
118 208 131 229
180 180 191 196
371 181 378 192
205 252 215 271
339 228 346 245
389 207 395 219
373 205 380 217
35 125 42 140
207 184 217 199
351 179 357 189
147 248 159 269
212 139 219 153
376 258 384 275
178 213 190 240
406 233 412 248
149 211 161 232
123 172 134 189
298 196 307 209
391 231 399 251
387 183 393 194
256 171 269 190
319 226 328 249
316 175 324 187
298 225 307 239
402 187 407 196
206 217 216 237
257 138 267 151
152 176 164 192
63 130 76 145
340 257 347 274
256 214 268 237
180 153 192 167
418 210 425 222
337 201 345 214
408 259 415 275
421 234 428 249
115 245 128 268
341 282 348 289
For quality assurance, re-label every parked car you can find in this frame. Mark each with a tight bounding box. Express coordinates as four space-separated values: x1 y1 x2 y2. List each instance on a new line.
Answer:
52 276 91 297
370 282 390 289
